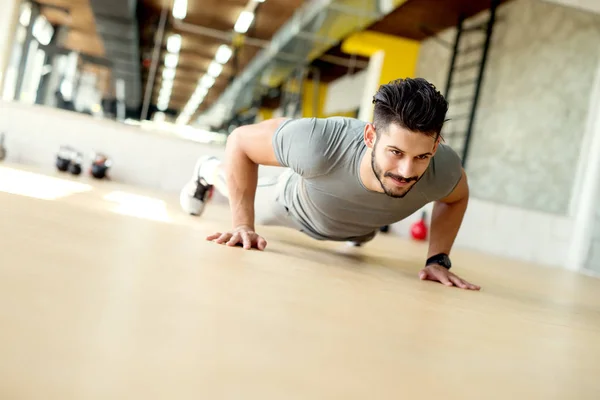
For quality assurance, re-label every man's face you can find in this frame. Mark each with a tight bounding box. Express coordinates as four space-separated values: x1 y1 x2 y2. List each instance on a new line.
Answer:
366 123 439 198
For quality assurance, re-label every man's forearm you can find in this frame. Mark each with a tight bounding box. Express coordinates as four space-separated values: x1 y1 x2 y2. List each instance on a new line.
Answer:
427 197 468 259
224 134 259 230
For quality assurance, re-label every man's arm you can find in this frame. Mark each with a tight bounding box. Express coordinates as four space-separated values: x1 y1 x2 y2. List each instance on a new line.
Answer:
418 169 480 290
427 168 469 259
224 117 287 231
209 116 341 250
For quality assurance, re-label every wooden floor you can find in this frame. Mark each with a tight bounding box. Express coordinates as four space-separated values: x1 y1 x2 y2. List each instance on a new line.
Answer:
0 163 599 400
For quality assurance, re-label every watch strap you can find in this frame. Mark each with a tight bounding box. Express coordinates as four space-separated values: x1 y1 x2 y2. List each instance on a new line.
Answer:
426 253 451 269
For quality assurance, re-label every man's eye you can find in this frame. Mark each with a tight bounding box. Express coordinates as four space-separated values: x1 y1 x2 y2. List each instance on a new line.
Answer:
390 150 400 156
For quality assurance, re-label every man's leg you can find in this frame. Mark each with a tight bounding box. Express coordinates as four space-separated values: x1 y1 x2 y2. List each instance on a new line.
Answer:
347 230 378 247
180 156 299 230
252 169 301 230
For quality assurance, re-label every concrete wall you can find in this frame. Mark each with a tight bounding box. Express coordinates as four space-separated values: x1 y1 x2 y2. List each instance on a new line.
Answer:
416 0 600 215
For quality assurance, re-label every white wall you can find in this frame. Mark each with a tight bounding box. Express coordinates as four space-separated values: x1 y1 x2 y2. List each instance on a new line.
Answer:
323 69 367 115
389 198 573 269
322 51 384 123
0 101 281 194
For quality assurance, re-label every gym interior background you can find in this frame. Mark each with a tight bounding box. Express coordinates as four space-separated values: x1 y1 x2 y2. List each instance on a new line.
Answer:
1 0 600 396
2 0 600 273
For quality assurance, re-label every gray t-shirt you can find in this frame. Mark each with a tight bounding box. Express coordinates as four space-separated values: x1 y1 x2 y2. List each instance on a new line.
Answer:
272 116 463 241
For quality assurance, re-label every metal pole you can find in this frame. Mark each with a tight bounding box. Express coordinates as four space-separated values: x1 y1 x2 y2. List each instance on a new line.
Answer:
14 3 40 101
140 2 168 121
444 14 464 101
461 0 498 167
311 67 320 118
172 20 368 69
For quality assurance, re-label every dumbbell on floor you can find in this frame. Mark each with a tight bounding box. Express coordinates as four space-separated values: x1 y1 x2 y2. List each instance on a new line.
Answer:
68 152 83 175
90 152 111 179
56 146 74 172
56 146 84 176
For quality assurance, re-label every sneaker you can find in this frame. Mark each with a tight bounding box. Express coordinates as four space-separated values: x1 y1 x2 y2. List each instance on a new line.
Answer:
180 156 217 216
346 241 363 247
192 155 219 184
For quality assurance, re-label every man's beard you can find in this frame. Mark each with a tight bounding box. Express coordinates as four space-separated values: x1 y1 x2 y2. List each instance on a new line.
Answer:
370 150 420 199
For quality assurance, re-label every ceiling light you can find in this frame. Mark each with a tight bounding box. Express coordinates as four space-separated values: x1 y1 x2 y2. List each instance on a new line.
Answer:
172 0 187 20
215 45 232 64
176 115 190 125
162 68 176 81
195 86 208 97
234 11 254 33
164 53 179 69
191 94 204 106
19 2 32 26
157 100 168 111
153 112 166 122
199 74 215 88
158 98 170 108
159 86 171 97
167 34 182 53
191 90 204 100
159 88 171 100
161 79 173 91
207 61 223 77
32 15 53 45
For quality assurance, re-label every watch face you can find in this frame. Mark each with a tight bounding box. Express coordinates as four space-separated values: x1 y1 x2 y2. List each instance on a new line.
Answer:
440 255 451 268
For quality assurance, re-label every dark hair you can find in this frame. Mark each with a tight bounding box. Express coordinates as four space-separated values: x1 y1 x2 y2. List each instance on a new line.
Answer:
372 78 448 138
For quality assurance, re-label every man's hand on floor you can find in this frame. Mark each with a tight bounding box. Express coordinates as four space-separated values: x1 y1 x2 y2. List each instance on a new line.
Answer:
418 264 480 290
206 225 267 250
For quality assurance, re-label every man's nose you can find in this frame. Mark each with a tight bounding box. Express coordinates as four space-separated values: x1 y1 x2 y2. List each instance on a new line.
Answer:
397 159 415 177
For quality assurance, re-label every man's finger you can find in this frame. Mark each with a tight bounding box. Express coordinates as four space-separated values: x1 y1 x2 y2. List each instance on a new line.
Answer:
434 270 454 287
215 233 231 244
241 232 251 250
227 232 241 246
464 280 481 291
256 236 267 251
449 275 468 289
451 274 480 290
206 232 221 241
418 268 429 280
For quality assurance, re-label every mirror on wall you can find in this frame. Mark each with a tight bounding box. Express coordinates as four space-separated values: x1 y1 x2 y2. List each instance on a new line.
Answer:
0 0 231 145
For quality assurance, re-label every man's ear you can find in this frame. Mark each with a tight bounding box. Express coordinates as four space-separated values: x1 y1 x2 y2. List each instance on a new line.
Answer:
432 134 442 153
364 123 377 149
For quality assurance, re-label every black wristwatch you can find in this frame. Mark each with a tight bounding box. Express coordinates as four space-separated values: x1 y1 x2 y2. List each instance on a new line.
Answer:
426 253 452 269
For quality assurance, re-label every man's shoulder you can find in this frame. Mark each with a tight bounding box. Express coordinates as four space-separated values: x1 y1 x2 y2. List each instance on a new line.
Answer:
273 116 366 150
432 143 462 168
271 116 366 178
420 143 464 199
276 116 366 135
